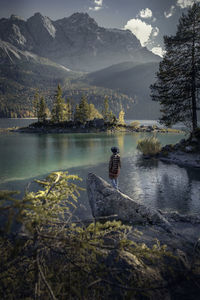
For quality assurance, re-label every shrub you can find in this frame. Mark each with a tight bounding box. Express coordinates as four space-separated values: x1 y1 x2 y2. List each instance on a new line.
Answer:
130 121 140 128
137 136 161 155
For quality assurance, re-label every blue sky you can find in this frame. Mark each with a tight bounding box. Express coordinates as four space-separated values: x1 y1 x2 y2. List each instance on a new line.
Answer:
0 0 198 56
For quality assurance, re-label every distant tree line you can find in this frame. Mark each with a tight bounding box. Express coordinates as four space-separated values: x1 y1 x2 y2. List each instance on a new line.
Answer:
33 84 125 125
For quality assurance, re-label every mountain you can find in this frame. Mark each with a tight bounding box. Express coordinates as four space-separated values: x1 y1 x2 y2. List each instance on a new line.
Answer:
83 61 161 119
0 12 160 72
0 12 161 118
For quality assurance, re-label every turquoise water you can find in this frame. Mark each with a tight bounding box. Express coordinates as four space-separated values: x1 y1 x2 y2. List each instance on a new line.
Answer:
0 119 200 217
0 131 185 184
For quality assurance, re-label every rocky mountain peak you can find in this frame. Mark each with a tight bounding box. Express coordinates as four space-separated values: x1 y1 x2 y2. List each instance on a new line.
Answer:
10 15 25 22
65 12 98 28
30 12 44 20
27 12 56 40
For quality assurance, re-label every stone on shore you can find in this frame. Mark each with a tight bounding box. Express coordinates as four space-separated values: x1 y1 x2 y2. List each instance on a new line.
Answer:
86 173 173 232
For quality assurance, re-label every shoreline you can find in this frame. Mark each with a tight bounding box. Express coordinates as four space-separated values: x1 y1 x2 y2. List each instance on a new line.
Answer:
9 122 183 134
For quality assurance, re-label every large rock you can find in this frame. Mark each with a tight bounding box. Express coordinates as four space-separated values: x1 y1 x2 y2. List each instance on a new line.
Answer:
86 173 173 232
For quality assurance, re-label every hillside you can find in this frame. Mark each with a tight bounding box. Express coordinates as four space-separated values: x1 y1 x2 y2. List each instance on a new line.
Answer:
0 40 134 118
0 40 77 117
82 61 161 119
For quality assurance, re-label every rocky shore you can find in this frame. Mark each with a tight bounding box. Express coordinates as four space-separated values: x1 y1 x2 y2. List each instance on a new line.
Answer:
86 173 200 299
158 129 200 168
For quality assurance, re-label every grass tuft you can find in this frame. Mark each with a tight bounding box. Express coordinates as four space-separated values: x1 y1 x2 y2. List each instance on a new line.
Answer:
137 136 161 155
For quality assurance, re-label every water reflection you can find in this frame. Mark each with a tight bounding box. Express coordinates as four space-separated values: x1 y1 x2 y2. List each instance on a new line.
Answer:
119 155 200 214
155 169 191 213
135 157 159 169
116 133 125 153
37 134 48 165
1 131 200 215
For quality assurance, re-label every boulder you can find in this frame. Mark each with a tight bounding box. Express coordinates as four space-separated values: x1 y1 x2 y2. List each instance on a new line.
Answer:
86 173 173 233
185 146 194 153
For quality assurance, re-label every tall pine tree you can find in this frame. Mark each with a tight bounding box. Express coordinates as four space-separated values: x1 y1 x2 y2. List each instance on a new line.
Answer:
33 89 40 121
38 96 47 122
102 97 116 124
51 84 68 123
151 3 200 133
74 95 90 124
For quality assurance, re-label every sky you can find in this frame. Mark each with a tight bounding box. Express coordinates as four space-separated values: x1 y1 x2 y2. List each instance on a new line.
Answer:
0 0 199 56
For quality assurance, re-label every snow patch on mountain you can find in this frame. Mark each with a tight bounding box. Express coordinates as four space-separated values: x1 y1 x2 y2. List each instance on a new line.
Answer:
42 16 56 38
12 24 27 45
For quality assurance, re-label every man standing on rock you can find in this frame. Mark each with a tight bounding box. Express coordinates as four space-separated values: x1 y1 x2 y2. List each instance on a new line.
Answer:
109 147 121 190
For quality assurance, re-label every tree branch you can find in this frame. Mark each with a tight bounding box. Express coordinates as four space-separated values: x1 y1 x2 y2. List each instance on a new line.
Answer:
37 257 57 300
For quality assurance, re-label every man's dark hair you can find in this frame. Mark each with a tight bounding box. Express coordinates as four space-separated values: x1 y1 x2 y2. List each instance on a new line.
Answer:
111 147 119 153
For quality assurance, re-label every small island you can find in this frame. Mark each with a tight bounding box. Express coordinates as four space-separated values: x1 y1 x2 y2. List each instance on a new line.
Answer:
10 84 181 135
13 118 182 134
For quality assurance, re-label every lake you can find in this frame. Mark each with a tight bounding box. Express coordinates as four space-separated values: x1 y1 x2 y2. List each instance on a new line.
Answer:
0 119 200 219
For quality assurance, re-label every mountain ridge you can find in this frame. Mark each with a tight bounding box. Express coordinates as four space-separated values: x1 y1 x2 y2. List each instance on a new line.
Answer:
83 61 161 119
0 12 161 72
0 12 161 118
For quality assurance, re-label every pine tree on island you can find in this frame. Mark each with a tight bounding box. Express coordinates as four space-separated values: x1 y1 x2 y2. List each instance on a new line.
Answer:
51 84 69 123
38 96 47 122
74 95 90 124
102 97 117 124
33 89 40 120
118 106 125 125
74 96 102 124
151 3 200 134
102 97 110 122
66 98 73 121
88 103 102 120
33 90 48 122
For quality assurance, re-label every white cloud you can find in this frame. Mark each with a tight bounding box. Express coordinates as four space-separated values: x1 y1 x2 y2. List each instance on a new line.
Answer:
152 27 159 37
94 0 103 5
89 0 103 11
139 8 153 19
151 47 166 57
176 0 199 8
124 18 153 46
89 6 102 11
164 5 176 18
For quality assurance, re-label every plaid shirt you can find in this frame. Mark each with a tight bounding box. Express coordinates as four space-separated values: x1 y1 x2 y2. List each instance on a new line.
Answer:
109 153 121 179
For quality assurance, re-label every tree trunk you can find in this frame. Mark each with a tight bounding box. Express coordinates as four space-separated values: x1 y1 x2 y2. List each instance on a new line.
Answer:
191 20 198 133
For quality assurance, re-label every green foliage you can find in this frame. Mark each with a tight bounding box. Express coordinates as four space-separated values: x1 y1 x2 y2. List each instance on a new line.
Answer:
137 136 162 155
51 84 70 123
0 172 83 234
118 109 125 125
102 97 117 126
74 95 102 123
38 96 48 122
66 97 73 121
33 89 40 118
0 172 178 300
74 95 90 123
102 97 110 122
151 3 200 133
88 103 102 120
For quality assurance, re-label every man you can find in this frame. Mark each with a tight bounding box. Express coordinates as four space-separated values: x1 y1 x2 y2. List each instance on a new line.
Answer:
109 146 121 190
